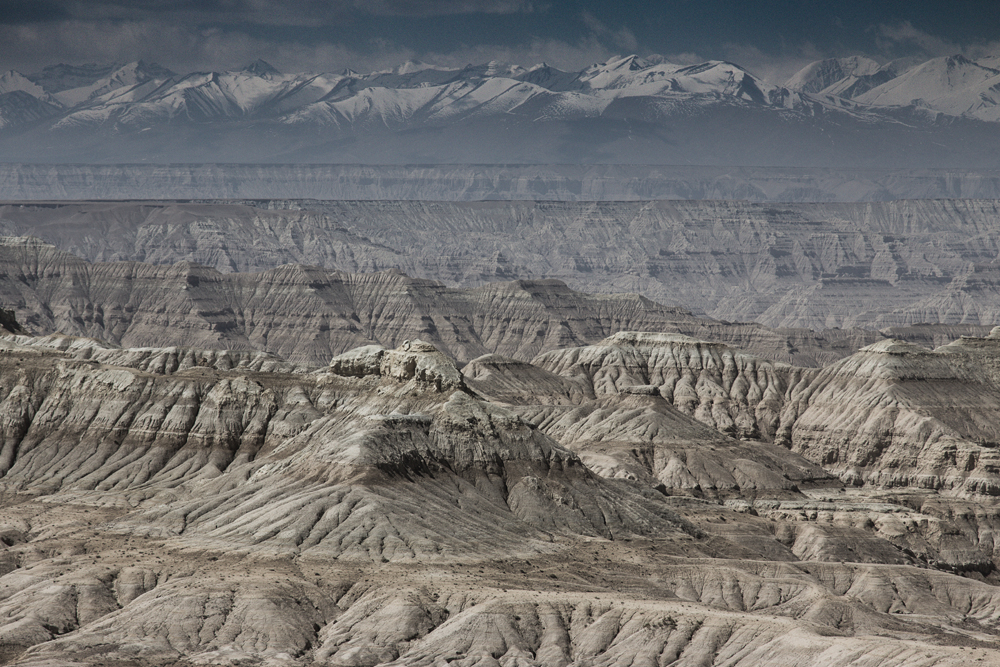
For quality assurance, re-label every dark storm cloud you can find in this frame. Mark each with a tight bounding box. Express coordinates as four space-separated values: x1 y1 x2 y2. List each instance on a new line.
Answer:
10 0 535 26
0 0 70 23
358 0 534 16
2 0 1000 82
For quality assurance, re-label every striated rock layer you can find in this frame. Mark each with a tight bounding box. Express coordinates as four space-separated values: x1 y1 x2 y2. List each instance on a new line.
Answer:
787 333 1000 495
524 329 1000 498
0 236 893 366
5 198 1000 331
7 164 1000 202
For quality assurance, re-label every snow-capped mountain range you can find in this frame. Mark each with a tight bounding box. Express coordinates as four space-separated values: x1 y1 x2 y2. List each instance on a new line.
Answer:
2 53 1000 166
789 54 1000 122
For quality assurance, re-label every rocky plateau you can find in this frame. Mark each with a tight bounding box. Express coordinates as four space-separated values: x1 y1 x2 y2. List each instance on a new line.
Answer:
7 164 1000 202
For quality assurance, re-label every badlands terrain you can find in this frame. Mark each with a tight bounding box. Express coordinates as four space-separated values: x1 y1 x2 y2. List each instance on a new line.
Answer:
8 43 1000 667
4 198 1000 331
7 309 1000 665
3 196 1000 666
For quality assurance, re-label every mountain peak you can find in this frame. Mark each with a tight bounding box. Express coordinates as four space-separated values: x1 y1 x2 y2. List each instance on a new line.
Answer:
395 59 449 75
242 59 281 77
459 60 521 77
0 70 61 106
115 60 175 80
600 54 651 72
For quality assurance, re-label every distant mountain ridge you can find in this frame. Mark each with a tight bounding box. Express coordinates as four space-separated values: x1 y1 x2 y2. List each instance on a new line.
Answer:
2 54 1000 165
787 54 1000 122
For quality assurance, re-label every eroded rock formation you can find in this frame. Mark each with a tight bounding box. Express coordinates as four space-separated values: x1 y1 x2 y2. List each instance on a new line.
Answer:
0 236 894 366
1 328 1000 664
6 198 1000 332
517 329 1000 500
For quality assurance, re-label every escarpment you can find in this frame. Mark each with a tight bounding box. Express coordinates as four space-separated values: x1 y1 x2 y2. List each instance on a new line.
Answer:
0 237 754 366
0 235 984 369
530 332 812 442
0 336 697 552
786 332 1000 494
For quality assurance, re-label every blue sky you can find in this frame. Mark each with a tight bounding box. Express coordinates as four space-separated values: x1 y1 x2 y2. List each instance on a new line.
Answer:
2 0 999 82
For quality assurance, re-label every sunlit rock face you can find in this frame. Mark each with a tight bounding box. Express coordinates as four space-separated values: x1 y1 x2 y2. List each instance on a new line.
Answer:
524 329 1000 499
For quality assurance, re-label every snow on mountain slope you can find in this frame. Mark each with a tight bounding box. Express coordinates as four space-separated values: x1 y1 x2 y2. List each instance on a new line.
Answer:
54 68 345 129
14 54 978 132
512 63 582 91
0 70 58 104
287 84 444 127
354 60 460 90
284 76 592 129
7 54 1000 165
447 60 527 82
855 55 1000 121
53 61 174 107
423 78 561 122
0 91 62 129
284 58 801 131
579 55 682 94
0 72 66 133
241 59 281 77
785 56 882 94
979 55 1000 70
659 61 769 100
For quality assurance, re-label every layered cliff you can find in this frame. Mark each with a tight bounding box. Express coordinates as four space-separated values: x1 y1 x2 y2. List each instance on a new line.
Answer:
530 332 811 443
0 236 890 366
786 333 1000 495
526 329 1000 498
4 198 1000 331
0 236 709 365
